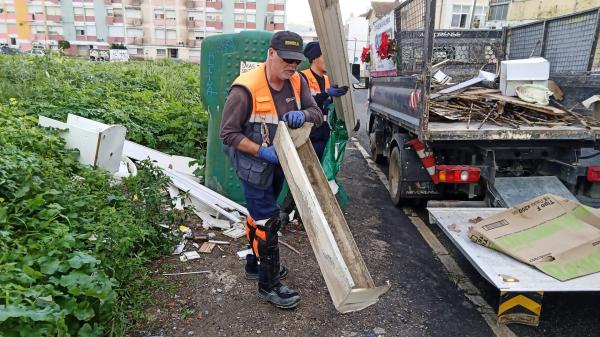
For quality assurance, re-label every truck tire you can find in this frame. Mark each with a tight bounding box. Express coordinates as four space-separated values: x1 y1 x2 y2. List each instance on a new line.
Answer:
389 146 406 205
369 130 385 164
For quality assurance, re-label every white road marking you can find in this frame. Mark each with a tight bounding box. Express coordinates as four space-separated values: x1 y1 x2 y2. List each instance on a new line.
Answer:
351 138 517 337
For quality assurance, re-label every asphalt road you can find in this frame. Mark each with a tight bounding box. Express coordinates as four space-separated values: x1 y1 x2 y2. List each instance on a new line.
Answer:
348 86 600 337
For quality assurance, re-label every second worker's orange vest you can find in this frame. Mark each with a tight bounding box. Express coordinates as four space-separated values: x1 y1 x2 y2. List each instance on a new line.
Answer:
301 68 331 96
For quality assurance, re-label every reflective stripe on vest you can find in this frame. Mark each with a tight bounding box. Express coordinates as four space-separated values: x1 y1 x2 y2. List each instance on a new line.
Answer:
301 68 330 96
233 63 302 126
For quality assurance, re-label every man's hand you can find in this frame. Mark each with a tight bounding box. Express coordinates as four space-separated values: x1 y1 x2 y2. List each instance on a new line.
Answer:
326 85 348 97
282 110 305 129
257 145 279 164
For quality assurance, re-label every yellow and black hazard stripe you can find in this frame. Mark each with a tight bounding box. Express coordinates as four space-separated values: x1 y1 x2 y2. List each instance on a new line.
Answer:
497 291 544 326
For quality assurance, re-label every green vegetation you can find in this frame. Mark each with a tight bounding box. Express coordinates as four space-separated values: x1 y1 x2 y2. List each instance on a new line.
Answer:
0 55 208 161
0 55 205 336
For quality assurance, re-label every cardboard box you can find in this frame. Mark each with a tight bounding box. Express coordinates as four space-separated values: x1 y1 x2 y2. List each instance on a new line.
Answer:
500 58 550 96
469 194 600 281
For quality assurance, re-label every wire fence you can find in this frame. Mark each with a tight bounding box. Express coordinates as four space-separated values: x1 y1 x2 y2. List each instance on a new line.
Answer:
507 8 600 74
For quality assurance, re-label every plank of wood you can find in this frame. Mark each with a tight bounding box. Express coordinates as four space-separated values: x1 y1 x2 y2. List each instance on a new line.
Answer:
482 93 567 116
308 0 356 133
198 242 216 253
274 122 389 312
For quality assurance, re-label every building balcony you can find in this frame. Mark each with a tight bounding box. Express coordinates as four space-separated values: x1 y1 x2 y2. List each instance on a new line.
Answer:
76 35 97 42
107 36 125 44
105 0 122 4
127 37 144 44
31 13 62 22
246 22 256 29
154 18 165 25
267 4 285 12
74 15 85 21
187 20 205 28
48 34 64 41
206 1 222 9
246 2 256 9
186 0 205 8
206 20 222 29
166 18 177 25
234 22 244 29
187 39 201 47
126 18 143 25
234 3 244 9
0 13 16 20
30 33 47 40
123 0 142 5
152 0 176 6
107 16 124 24
86 16 95 21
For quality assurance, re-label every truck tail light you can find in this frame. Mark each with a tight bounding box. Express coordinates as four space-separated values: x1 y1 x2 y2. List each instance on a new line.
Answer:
587 167 600 182
436 165 481 183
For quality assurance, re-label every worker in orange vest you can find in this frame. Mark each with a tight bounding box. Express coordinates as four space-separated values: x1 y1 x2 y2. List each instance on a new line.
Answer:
300 41 348 159
220 31 323 309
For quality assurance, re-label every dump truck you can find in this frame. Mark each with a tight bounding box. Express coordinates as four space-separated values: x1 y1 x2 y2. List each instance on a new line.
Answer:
365 1 600 207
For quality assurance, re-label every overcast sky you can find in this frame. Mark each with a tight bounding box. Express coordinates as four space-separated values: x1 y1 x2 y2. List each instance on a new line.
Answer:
286 0 384 26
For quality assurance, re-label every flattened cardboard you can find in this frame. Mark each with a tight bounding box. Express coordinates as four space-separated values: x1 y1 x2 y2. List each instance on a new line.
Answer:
468 194 600 281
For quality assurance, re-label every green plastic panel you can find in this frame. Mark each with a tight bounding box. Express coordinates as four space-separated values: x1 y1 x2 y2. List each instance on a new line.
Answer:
200 31 273 204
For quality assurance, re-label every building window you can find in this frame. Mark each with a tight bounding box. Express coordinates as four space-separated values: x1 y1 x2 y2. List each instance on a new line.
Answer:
234 14 244 22
156 49 166 56
76 28 85 36
489 2 509 21
247 14 255 23
10 37 16 45
274 15 284 24
154 29 166 39
154 9 164 19
165 10 176 20
451 5 471 28
74 7 84 16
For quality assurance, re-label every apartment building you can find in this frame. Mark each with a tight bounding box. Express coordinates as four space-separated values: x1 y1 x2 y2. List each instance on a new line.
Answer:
0 0 287 62
486 0 598 28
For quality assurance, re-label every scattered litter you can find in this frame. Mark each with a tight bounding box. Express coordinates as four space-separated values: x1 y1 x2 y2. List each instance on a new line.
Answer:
199 242 216 254
179 225 192 238
469 217 483 224
180 251 201 262
279 239 302 256
499 274 520 283
223 223 246 239
516 84 553 106
173 240 187 255
433 70 452 85
192 242 200 249
447 223 461 233
162 271 211 276
195 211 232 230
208 240 230 245
373 327 386 335
191 235 209 242
208 232 216 239
430 70 496 99
237 248 253 259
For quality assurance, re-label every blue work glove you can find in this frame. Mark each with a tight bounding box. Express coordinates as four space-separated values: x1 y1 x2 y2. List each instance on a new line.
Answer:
257 145 279 165
282 110 305 129
326 84 348 97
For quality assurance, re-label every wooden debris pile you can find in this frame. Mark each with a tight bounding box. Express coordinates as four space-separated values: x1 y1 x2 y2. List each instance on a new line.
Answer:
430 87 600 129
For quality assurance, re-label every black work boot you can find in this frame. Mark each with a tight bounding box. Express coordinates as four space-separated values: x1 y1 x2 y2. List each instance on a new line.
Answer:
257 283 301 309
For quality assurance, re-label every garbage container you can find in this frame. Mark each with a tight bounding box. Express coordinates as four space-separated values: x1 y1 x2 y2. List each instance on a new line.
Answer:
200 31 274 204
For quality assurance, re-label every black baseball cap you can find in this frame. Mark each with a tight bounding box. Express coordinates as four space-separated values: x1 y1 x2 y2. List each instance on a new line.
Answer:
269 31 306 61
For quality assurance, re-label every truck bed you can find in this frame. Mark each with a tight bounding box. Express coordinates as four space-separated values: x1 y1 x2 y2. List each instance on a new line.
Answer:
426 122 600 141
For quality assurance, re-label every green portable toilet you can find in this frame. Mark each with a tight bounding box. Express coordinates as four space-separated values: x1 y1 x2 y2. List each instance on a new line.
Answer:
200 31 273 204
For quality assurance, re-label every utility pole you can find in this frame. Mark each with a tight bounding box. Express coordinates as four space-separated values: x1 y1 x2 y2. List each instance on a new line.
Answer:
353 37 357 63
468 0 478 29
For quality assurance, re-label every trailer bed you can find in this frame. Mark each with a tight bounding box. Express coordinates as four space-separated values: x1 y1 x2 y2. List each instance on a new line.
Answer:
427 207 600 292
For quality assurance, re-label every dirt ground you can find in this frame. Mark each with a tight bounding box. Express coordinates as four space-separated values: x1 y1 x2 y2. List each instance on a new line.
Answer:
128 146 493 337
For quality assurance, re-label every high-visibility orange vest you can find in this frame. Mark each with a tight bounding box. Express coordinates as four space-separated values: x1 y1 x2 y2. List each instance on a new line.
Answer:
301 68 331 96
233 63 302 128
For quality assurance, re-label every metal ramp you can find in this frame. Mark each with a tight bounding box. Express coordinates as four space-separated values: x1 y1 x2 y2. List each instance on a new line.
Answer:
427 176 600 325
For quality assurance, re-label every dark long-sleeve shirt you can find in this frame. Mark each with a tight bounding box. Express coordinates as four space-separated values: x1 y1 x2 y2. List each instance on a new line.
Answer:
220 74 322 147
